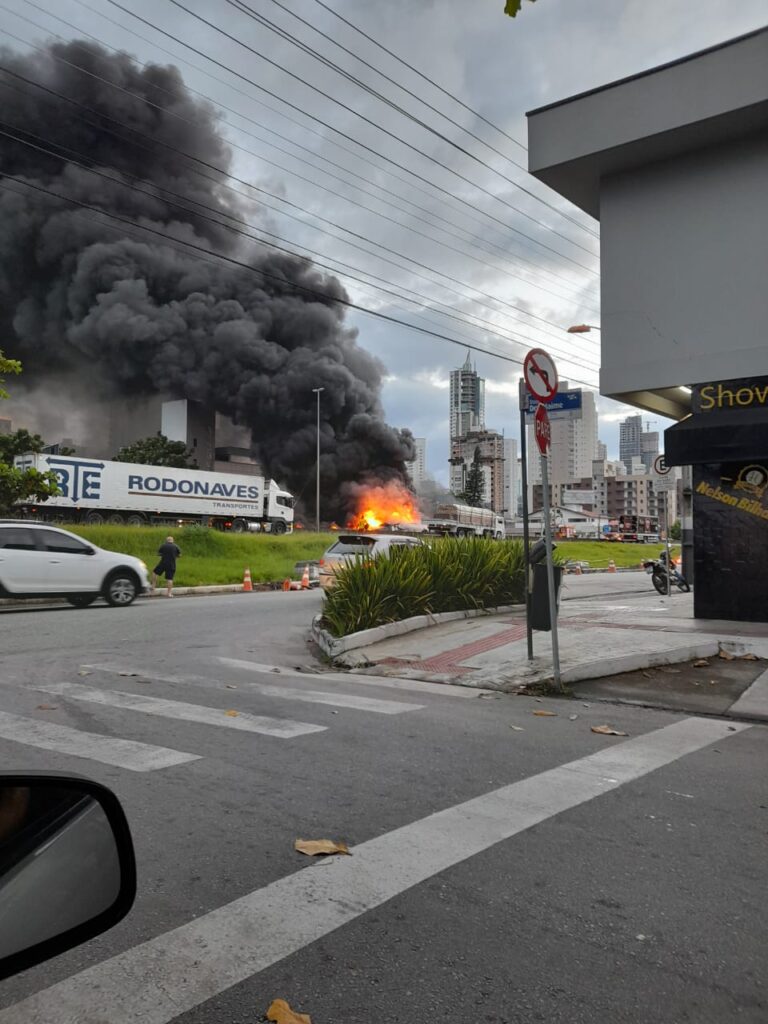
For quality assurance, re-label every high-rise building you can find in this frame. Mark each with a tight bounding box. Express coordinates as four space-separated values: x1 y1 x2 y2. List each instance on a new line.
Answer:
597 440 608 461
0 417 12 435
527 385 599 494
450 429 505 512
408 437 427 488
503 438 517 518
640 428 660 472
619 414 642 473
449 352 485 440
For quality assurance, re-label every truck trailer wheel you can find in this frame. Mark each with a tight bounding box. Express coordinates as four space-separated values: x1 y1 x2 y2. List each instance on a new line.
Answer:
102 570 139 607
84 511 105 525
126 514 146 527
107 513 124 525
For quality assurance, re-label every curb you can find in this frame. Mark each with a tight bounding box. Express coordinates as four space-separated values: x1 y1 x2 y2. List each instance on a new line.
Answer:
311 604 524 659
0 582 323 607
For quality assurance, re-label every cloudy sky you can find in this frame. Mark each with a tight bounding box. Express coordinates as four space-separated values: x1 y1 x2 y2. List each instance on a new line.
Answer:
2 0 766 482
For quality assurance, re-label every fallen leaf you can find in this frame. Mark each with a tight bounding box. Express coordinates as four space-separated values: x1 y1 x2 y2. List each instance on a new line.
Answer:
478 692 500 700
36 703 58 711
582 703 591 708
266 998 311 1024
532 710 557 717
294 839 350 857
78 669 91 676
693 659 709 668
225 684 237 689
719 649 736 661
591 725 629 737
509 725 525 731
568 714 579 721
225 709 239 717
118 671 138 677
741 653 759 661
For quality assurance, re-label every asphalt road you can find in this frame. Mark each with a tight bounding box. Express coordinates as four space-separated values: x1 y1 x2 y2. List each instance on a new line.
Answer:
0 589 766 1023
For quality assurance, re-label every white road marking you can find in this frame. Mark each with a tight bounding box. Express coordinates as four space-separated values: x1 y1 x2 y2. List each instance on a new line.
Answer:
0 716 748 1024
217 656 488 698
0 711 199 772
81 664 422 714
38 683 326 739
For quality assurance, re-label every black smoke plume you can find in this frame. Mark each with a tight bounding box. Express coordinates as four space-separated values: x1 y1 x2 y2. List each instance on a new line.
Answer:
0 39 414 518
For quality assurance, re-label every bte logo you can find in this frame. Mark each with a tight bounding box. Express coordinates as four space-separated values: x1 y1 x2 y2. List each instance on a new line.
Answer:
46 458 104 503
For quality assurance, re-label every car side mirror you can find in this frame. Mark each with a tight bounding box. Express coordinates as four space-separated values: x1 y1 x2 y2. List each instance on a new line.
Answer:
84 547 96 555
0 775 136 981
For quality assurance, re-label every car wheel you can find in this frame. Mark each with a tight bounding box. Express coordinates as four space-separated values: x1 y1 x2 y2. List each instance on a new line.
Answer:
67 594 98 608
103 571 139 607
272 520 287 535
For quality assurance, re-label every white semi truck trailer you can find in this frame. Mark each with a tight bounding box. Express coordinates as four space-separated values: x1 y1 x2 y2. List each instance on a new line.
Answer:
15 454 295 533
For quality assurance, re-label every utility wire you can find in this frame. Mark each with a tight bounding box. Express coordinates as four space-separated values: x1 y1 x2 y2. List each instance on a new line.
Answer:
0 59 598 351
230 0 598 240
169 0 598 259
309 0 529 154
0 120 599 374
68 0 579 286
104 0 598 275
0 175 580 376
2 9 596 312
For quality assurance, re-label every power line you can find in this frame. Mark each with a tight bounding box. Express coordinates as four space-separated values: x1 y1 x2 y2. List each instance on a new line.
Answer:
169 0 598 259
104 0 598 275
309 0 529 154
4 6 597 311
230 0 598 241
0 175 566 375
0 119 599 375
0 58 599 352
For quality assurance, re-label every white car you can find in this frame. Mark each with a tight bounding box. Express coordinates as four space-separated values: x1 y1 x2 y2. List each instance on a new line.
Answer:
318 532 424 589
0 522 150 607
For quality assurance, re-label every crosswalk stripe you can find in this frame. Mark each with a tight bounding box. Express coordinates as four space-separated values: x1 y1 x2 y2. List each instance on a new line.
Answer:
0 717 749 1024
217 657 489 698
38 683 327 739
222 682 423 715
0 711 199 772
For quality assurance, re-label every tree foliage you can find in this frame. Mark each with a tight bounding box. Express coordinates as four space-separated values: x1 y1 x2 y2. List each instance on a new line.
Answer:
114 434 192 468
504 0 537 17
458 446 485 507
0 350 59 514
669 519 682 541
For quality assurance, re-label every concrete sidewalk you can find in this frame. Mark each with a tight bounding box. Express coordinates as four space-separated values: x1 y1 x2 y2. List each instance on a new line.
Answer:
335 575 768 720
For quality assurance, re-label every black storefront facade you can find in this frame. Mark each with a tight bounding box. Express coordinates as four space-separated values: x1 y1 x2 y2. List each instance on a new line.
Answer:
665 378 768 622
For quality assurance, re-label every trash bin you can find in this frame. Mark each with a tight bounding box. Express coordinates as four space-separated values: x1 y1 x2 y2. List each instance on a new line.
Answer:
530 563 563 631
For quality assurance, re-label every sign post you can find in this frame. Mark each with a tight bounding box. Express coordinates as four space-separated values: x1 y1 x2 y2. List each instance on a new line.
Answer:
518 379 533 661
654 454 673 597
524 349 561 691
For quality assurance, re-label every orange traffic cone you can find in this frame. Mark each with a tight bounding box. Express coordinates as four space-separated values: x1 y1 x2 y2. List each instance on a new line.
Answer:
282 578 291 591
243 567 253 592
301 564 310 589
607 559 617 573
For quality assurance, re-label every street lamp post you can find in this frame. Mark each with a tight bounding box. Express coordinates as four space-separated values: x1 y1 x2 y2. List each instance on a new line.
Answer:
566 324 601 334
312 387 324 533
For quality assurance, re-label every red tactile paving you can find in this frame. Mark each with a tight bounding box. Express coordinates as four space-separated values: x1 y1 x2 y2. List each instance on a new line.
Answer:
374 622 529 674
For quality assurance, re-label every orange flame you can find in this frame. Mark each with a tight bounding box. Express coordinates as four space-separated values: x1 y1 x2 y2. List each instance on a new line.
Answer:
347 480 421 531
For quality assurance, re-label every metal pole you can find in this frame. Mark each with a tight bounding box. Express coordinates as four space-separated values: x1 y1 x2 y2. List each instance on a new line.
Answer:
665 491 672 597
519 379 533 660
541 453 562 690
312 387 324 533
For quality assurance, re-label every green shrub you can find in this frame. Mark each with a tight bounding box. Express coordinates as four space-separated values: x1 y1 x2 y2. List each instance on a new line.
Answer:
321 537 528 637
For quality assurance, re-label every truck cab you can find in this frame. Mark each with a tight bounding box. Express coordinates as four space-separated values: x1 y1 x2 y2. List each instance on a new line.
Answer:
265 483 295 534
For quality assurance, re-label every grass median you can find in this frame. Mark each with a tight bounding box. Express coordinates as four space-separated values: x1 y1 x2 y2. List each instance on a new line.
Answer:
556 540 680 568
68 526 330 587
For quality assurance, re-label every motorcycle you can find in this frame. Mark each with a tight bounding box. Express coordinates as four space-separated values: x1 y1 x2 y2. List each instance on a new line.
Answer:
643 552 690 595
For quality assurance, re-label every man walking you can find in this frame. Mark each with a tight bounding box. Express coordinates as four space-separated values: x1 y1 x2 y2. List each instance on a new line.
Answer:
152 535 181 598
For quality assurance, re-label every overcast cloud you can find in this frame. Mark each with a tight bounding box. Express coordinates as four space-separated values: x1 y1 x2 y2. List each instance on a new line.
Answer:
1 0 765 482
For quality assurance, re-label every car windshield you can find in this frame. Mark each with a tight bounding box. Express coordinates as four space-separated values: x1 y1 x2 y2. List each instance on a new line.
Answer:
327 536 376 555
